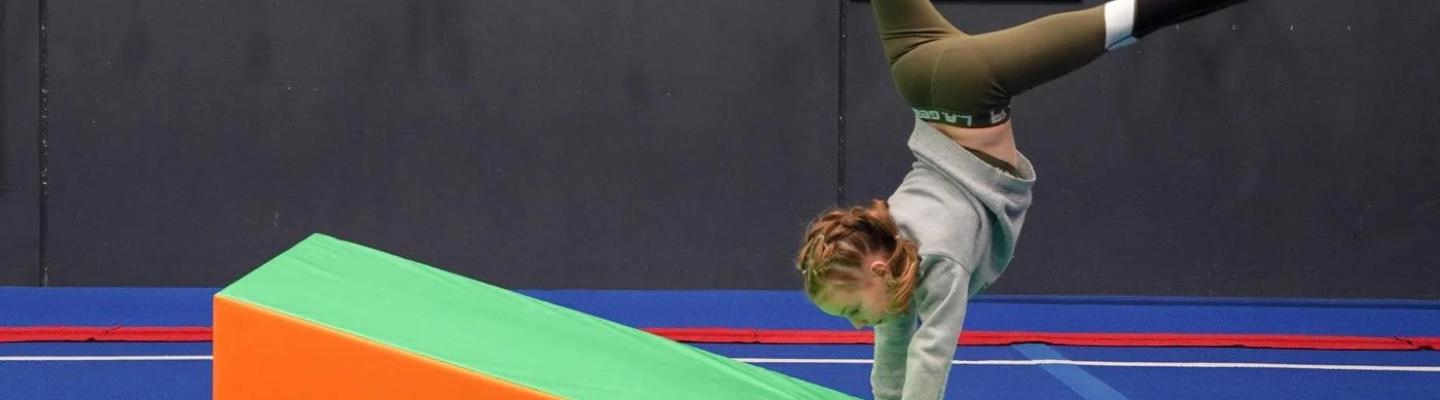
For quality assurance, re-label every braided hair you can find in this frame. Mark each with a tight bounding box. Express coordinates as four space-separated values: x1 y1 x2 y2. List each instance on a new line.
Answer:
795 199 920 315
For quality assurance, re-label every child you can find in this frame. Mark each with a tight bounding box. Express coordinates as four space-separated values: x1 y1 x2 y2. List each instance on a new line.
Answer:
795 1 1248 399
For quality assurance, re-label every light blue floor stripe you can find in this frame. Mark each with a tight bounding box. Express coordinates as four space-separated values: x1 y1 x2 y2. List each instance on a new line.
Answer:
1013 344 1129 400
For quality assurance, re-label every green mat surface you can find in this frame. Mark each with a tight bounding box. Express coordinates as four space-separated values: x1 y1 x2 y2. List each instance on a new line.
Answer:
218 233 856 399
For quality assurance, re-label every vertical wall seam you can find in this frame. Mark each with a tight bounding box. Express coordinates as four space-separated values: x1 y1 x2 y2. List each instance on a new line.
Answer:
37 0 48 287
836 0 847 206
0 0 6 197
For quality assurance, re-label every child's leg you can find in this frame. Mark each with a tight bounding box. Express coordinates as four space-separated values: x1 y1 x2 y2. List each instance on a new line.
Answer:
871 0 968 64
883 5 1110 128
878 0 1248 128
965 7 1111 105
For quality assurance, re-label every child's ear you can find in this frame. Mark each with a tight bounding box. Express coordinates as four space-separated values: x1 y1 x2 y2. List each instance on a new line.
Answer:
869 260 890 276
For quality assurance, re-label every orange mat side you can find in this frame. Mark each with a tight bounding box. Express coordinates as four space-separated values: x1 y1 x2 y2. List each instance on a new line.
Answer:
213 296 559 400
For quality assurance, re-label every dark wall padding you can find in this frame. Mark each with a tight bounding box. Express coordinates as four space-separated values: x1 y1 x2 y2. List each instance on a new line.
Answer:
42 0 839 287
846 1 1439 298
0 0 40 286
9 0 1437 298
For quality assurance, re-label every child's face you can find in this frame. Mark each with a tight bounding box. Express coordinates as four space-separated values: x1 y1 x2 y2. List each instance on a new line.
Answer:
812 263 893 329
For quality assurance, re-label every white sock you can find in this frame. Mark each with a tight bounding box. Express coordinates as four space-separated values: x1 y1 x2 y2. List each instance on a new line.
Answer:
1104 0 1139 50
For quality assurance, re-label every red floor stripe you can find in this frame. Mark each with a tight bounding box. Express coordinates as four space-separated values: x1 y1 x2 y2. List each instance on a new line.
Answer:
1 327 1435 351
0 327 213 342
642 328 1440 350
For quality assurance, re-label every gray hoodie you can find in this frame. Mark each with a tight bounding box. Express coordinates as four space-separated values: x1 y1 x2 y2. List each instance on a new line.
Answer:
874 118 1036 400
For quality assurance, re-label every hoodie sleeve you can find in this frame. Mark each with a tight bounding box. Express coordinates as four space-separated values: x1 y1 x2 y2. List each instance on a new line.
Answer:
871 310 917 400
901 257 973 400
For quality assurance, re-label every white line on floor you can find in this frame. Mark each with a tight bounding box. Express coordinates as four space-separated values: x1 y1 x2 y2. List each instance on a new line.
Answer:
0 356 212 362
2 355 1437 373
734 358 1440 373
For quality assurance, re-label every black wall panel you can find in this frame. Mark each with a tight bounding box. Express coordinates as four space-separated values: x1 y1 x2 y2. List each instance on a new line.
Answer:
43 0 839 287
0 0 39 286
10 0 1436 297
846 1 1439 298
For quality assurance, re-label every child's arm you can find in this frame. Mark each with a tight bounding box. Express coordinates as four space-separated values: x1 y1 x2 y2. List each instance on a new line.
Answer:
899 258 973 400
872 312 917 400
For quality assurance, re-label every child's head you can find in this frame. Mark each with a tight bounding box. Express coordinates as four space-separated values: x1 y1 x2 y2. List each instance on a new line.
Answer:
795 199 919 328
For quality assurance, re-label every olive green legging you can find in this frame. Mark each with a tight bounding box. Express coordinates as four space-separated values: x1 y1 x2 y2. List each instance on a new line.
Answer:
877 0 1244 128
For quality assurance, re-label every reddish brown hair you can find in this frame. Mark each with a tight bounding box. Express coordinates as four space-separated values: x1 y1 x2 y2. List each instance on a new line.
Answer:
795 199 920 314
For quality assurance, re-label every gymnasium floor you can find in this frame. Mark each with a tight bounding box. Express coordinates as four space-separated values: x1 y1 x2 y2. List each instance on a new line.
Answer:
3 288 1438 399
